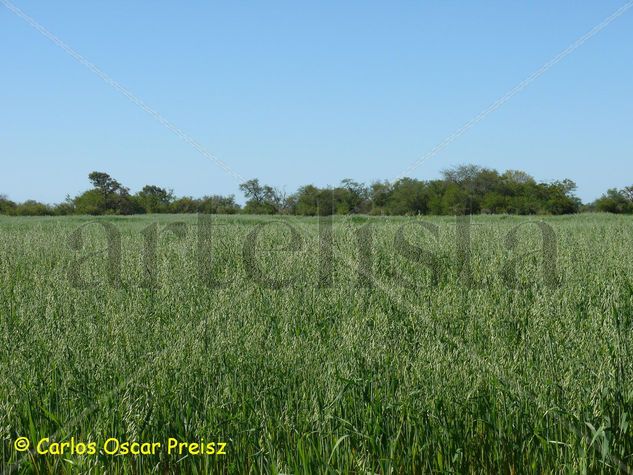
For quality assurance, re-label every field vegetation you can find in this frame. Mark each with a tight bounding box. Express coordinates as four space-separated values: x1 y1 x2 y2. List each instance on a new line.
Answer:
1 213 632 473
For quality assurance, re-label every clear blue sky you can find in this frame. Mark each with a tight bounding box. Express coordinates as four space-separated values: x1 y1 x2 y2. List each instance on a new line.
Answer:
1 1 632 204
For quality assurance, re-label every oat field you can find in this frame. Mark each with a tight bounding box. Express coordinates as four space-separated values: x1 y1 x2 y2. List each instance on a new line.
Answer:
1 213 632 473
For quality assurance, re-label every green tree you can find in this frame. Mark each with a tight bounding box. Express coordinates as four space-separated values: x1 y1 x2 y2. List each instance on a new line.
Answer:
198 195 240 214
83 172 133 214
170 196 201 214
293 185 320 216
593 189 633 214
53 195 76 215
0 195 17 215
136 185 174 213
369 181 391 214
481 192 509 214
240 179 284 214
441 183 470 215
542 180 581 215
385 178 429 215
73 189 106 215
88 172 124 200
339 179 369 213
14 200 52 216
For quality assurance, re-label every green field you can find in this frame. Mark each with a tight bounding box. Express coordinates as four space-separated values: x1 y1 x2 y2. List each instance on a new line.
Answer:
1 213 632 473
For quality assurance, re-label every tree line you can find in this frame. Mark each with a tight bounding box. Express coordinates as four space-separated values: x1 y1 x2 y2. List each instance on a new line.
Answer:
1 165 631 216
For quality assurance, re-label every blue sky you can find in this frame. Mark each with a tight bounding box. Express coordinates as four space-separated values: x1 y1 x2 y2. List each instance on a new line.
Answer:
1 1 632 204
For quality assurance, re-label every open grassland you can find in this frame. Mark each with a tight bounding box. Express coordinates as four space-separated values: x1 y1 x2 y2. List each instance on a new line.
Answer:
1 213 632 473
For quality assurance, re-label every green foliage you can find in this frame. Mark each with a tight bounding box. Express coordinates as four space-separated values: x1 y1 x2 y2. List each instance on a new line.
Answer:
287 166 582 217
337 179 370 213
0 195 17 215
240 179 285 214
481 192 509 214
593 188 633 214
52 196 76 216
385 178 431 215
170 196 200 214
13 200 52 216
198 195 240 214
0 165 618 217
0 173 240 217
292 169 580 216
292 185 321 215
1 213 632 473
135 185 174 213
76 172 139 215
72 189 106 215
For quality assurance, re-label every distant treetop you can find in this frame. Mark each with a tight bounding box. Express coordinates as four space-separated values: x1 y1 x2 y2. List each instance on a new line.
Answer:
1 166 630 216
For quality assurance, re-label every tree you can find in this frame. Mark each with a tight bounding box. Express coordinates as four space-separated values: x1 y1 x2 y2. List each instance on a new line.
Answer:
88 172 124 199
198 195 240 214
53 195 75 215
542 180 580 215
385 178 429 215
593 189 633 214
441 183 470 215
481 192 509 214
441 164 484 185
426 180 447 215
370 181 392 213
552 179 577 196
502 170 535 186
239 179 284 214
136 185 174 213
0 165 601 216
170 196 200 214
293 185 320 216
116 193 144 215
0 195 16 215
73 189 106 215
14 200 52 216
339 179 369 213
85 171 131 214
440 165 500 213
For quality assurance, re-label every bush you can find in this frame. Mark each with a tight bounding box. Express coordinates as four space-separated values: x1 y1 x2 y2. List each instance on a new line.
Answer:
0 195 17 215
14 200 52 216
593 189 633 214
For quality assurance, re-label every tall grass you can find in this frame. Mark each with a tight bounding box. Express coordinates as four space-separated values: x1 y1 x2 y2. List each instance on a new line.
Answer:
0 214 632 473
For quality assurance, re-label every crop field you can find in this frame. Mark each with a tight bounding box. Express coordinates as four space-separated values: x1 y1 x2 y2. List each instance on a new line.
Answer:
1 213 632 473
